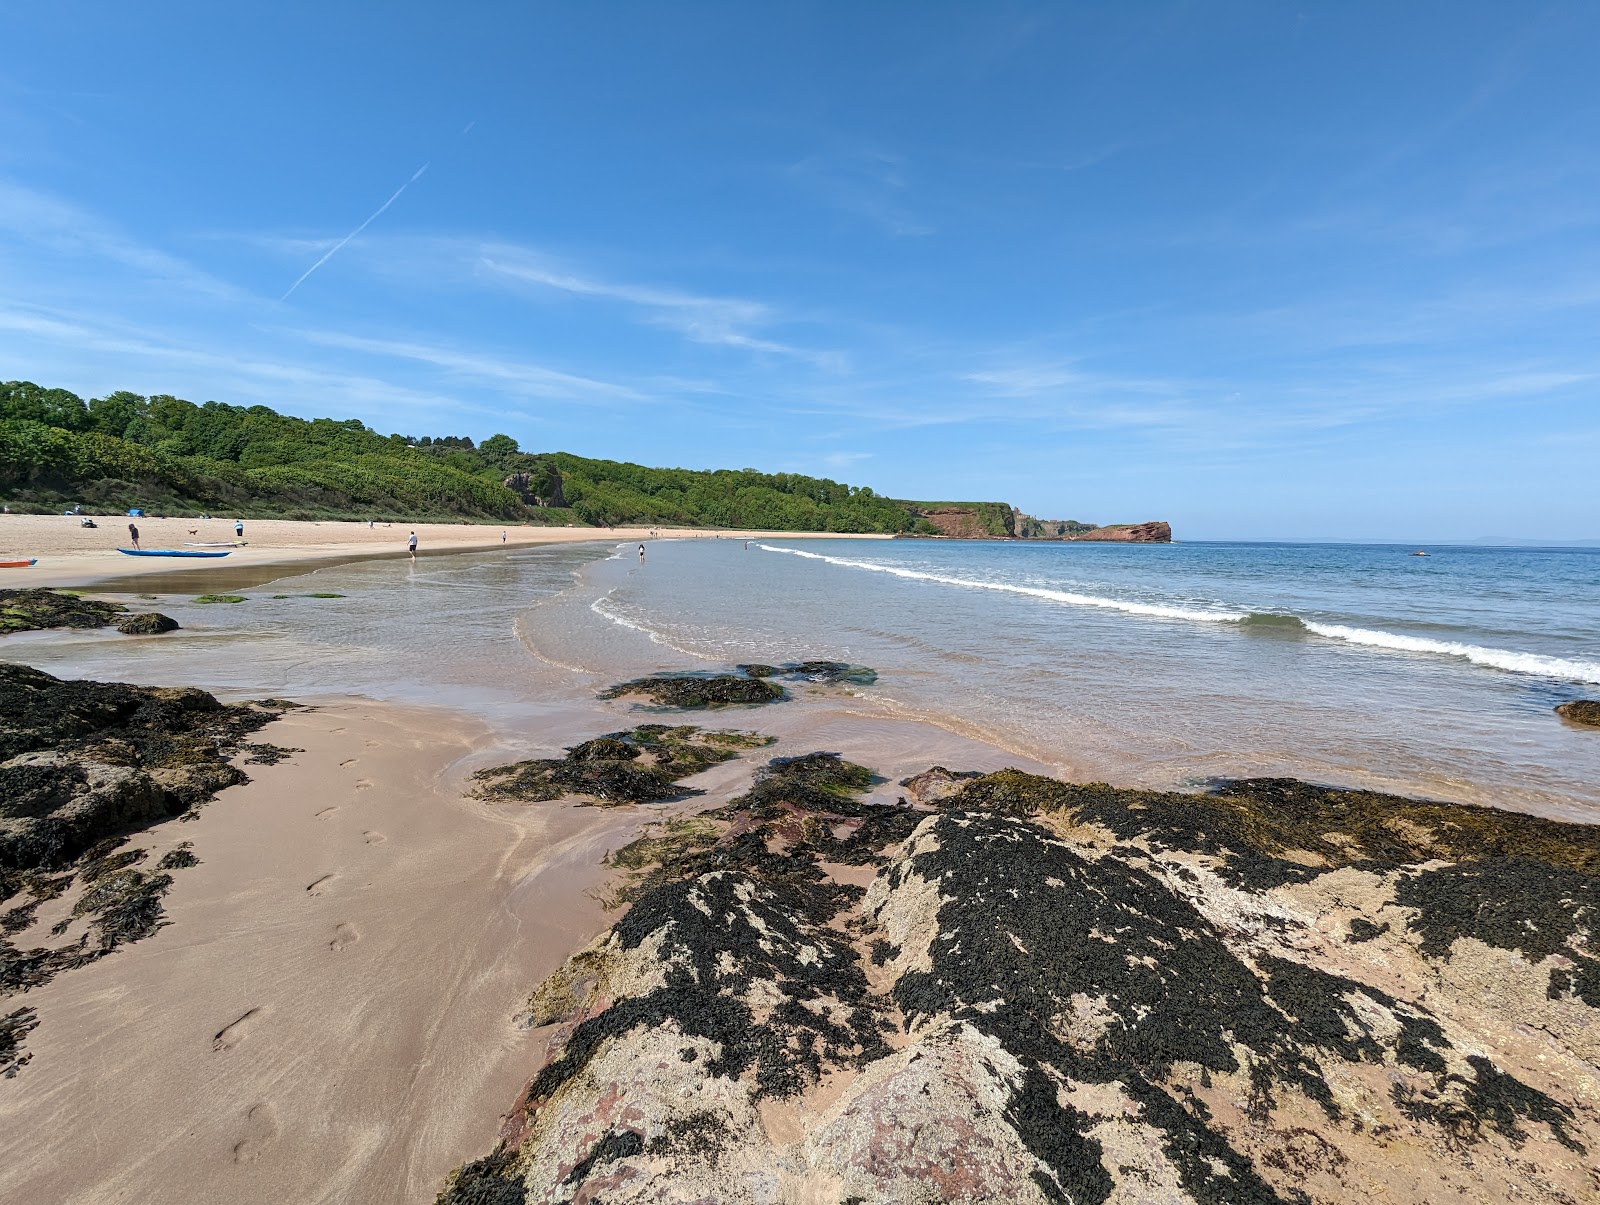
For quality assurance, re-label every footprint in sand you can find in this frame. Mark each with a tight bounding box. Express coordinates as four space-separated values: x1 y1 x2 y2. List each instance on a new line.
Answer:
232 1102 279 1163
338 758 357 767
314 807 338 820
306 874 336 896
354 778 373 791
362 831 386 845
212 1007 264 1052
328 922 359 951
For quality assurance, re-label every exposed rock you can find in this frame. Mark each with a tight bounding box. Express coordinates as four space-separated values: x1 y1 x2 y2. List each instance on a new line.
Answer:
470 725 774 807
600 663 877 710
0 663 297 1073
113 612 180 635
599 674 786 709
1070 520 1172 543
0 588 124 635
442 763 1600 1204
1556 699 1600 728
899 765 981 805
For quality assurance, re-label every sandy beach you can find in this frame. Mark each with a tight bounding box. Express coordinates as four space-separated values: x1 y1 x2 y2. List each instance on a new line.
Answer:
3 541 1598 1204
0 512 890 589
0 698 647 1204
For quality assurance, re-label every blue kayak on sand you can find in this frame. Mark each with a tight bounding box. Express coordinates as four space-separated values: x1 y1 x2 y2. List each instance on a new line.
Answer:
117 548 231 558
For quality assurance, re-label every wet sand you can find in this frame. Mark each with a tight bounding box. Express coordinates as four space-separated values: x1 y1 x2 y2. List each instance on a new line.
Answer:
0 699 646 1204
0 513 890 590
0 675 1037 1203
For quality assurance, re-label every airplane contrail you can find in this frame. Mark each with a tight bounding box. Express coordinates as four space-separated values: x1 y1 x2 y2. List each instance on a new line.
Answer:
281 162 429 300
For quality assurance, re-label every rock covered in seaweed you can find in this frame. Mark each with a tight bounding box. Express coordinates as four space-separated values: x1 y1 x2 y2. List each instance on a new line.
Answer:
441 762 1600 1204
0 662 297 1075
0 588 125 635
470 724 774 807
1556 699 1600 728
599 661 876 710
113 612 180 635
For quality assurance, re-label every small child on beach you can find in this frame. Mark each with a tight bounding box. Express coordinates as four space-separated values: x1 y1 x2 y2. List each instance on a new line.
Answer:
127 522 140 550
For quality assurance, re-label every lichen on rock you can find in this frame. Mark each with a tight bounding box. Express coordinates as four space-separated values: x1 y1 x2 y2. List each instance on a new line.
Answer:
441 761 1600 1204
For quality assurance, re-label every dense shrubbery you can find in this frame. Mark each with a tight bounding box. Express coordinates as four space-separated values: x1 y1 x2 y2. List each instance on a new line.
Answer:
0 379 1005 531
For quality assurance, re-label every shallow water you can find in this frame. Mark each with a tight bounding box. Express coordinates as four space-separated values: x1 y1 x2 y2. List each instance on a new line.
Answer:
9 536 1600 820
572 538 1600 819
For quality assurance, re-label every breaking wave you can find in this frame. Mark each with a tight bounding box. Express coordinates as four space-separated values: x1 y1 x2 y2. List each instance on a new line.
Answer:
758 545 1600 684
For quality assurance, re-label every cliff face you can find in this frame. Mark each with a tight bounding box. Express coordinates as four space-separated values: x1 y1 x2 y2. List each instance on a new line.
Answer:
901 504 1172 542
1071 520 1172 543
439 760 1600 1205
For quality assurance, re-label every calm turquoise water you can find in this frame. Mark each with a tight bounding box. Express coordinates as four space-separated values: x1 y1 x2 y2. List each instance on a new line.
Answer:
569 538 1600 818
10 537 1599 820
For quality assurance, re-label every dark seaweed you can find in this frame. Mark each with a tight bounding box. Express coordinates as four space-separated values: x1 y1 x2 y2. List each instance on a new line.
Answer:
470 724 773 807
0 662 294 874
598 672 786 709
1555 699 1600 728
1396 857 1600 1007
435 1147 528 1205
0 588 124 635
888 811 1583 1198
560 1128 644 1186
1 1004 38 1077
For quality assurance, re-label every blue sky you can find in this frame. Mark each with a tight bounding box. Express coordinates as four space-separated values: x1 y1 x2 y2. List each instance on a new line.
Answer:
2 2 1597 540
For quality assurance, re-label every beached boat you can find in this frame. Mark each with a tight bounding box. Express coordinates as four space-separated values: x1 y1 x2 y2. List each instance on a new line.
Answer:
117 548 231 558
0 558 37 568
183 541 248 547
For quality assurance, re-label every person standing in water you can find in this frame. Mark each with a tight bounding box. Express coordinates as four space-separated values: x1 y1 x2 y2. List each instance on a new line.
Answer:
408 530 418 558
638 543 645 565
127 522 140 550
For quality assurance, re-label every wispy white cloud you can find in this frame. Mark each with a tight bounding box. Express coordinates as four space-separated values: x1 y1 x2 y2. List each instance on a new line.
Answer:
478 249 844 367
0 180 240 300
784 148 933 236
289 327 646 402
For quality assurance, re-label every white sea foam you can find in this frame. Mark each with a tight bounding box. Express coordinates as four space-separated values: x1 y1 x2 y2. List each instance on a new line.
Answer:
756 544 1245 623
1302 623 1600 684
759 544 1600 684
590 593 669 645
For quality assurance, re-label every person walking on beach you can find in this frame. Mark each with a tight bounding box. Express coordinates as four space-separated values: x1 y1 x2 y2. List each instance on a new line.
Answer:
235 519 244 538
127 522 140 550
408 531 418 559
501 529 507 544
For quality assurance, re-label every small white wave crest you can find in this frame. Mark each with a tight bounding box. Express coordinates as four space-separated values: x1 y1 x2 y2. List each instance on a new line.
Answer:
758 544 1600 684
756 544 1244 623
1302 623 1600 684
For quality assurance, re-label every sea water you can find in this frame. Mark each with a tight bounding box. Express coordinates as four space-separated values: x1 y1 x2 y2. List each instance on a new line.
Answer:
563 538 1600 819
11 537 1600 820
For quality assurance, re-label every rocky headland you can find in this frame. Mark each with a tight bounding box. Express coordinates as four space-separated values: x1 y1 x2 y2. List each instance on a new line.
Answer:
901 506 1173 543
439 752 1600 1204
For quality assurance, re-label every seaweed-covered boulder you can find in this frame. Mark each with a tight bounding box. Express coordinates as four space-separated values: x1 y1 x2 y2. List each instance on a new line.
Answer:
598 674 785 709
899 765 981 804
0 589 124 635
1556 699 1600 728
471 725 773 807
0 662 295 872
114 613 180 635
0 663 297 1077
444 760 1600 1204
739 660 877 686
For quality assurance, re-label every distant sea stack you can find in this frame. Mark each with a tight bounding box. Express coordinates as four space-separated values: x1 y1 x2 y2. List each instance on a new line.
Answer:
899 504 1171 543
